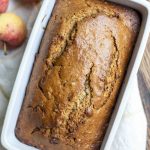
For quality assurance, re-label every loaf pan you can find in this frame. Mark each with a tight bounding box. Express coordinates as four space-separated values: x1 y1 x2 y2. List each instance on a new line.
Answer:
1 0 150 150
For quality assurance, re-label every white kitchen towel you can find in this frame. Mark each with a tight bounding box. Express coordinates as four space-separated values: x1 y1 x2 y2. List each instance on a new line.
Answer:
111 77 147 150
0 1 147 150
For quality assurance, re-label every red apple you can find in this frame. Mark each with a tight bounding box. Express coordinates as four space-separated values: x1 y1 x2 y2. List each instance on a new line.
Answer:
0 13 27 48
0 0 9 13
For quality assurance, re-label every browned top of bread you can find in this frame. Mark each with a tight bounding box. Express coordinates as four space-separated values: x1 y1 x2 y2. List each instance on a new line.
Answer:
16 0 140 150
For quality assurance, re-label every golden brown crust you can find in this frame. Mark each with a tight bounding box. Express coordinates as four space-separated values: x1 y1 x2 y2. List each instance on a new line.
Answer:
16 0 140 150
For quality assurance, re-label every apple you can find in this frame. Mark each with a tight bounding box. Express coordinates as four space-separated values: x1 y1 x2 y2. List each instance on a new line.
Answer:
0 0 9 13
0 13 27 48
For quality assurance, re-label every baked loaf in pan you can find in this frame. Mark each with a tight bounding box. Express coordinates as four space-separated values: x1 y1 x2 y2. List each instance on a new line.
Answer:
16 0 140 149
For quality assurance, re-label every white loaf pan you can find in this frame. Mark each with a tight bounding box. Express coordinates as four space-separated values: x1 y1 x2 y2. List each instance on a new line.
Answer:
1 0 150 150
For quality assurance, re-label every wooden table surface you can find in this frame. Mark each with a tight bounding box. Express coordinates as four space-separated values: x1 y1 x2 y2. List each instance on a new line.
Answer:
137 2 150 150
138 33 150 150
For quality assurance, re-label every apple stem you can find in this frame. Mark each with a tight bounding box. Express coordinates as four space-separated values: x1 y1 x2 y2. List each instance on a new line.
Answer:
3 42 7 55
